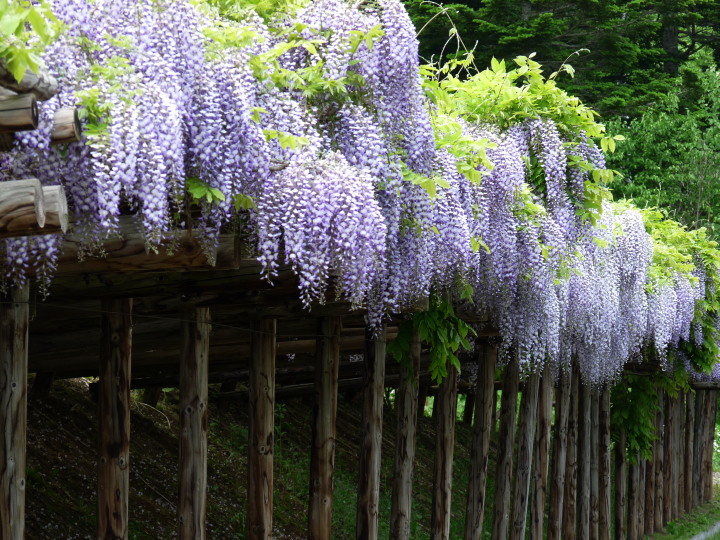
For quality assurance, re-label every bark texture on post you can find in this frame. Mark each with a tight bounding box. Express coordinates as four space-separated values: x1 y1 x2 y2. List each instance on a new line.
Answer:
685 390 695 513
548 370 571 540
431 362 458 540
389 329 420 540
309 316 342 540
531 364 553 540
590 387 600 540
644 455 655 535
248 318 276 540
693 390 705 508
356 327 386 540
614 430 627 540
578 382 591 540
655 390 665 530
675 392 685 519
510 371 540 540
599 387 611 540
464 341 497 540
98 298 132 540
703 390 717 503
0 284 29 540
562 367 580 540
663 395 673 525
628 459 639 540
492 354 520 540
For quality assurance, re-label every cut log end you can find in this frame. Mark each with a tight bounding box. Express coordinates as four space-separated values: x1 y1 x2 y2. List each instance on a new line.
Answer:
50 108 81 145
41 185 69 233
0 94 38 133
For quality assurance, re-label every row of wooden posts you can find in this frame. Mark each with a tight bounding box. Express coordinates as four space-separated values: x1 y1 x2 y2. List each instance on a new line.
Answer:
1 287 719 539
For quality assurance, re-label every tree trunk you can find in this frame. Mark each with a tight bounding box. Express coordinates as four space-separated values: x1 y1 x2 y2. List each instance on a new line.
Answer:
615 430 627 540
248 319 276 540
390 329 420 540
464 340 497 540
0 284 29 540
308 316 342 540
562 367 580 540
98 298 132 540
531 364 553 539
492 354 520 540
356 327 386 540
431 363 458 539
510 371 540 540
548 370 571 540
599 387 611 540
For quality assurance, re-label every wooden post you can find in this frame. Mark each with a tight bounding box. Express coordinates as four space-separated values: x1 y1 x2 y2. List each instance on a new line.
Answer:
531 364 553 540
562 367 580 540
510 371 540 540
356 326 386 540
309 316 342 540
693 389 705 508
615 429 627 540
599 387 611 540
431 362 458 539
0 284 29 540
663 395 672 525
491 354 520 540
98 298 132 540
644 453 655 535
638 458 646 536
590 387 600 540
390 329 420 540
628 458 639 540
548 370 571 540
578 382 591 540
463 392 475 425
248 319 276 540
703 390 716 503
464 340 497 540
684 390 695 513
675 392 684 519
655 390 665 530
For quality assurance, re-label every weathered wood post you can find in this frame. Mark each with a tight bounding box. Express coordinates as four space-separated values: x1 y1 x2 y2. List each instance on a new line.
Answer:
655 390 665 530
676 392 685 519
0 283 29 540
644 450 655 535
684 390 695 513
663 394 673 524
510 371 540 540
390 328 421 540
531 364 553 539
464 340 497 540
562 366 580 540
309 316 342 540
431 361 458 539
628 456 639 540
599 387 611 540
590 387 600 540
248 318 276 540
178 307 211 540
638 457 646 536
356 326 386 540
693 389 705 508
615 429 627 540
491 353 520 540
703 390 717 503
98 298 132 540
548 370 571 540
578 382 591 540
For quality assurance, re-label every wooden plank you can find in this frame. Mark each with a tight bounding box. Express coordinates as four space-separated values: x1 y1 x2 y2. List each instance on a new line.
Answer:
578 382 591 540
248 318 276 540
685 390 695 512
464 340 497 540
491 354 520 540
655 390 665 530
0 284 29 540
615 429 627 540
178 307 211 540
98 298 132 540
599 387 611 540
510 370 540 540
548 370 571 540
0 94 37 133
590 387 600 540
308 316 342 540
562 367 580 540
531 364 553 540
431 362 458 539
356 326 386 540
390 329 420 540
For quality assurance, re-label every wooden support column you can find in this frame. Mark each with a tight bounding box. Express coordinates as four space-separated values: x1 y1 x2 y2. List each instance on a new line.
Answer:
703 390 717 503
248 319 276 540
638 458 646 536
614 430 627 540
531 364 553 540
0 284 29 540
655 390 665 530
431 362 458 539
464 340 496 540
390 329 420 540
510 371 540 540
645 452 655 535
628 457 639 540
562 366 580 540
599 387 611 540
98 298 132 540
590 387 600 540
684 390 695 513
548 370 571 540
578 382 591 540
675 392 685 519
309 316 342 540
663 394 673 524
693 389 705 508
491 354 520 540
356 326 386 540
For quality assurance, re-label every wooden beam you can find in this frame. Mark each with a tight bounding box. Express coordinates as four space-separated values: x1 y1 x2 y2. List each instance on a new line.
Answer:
562 367 580 540
390 329 420 540
0 94 37 133
248 318 276 540
492 353 519 540
431 361 458 539
548 370 571 540
0 60 57 101
308 316 341 540
0 283 29 540
97 298 132 540
50 107 81 144
464 341 496 540
356 326 386 540
0 178 45 238
599 387 611 540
